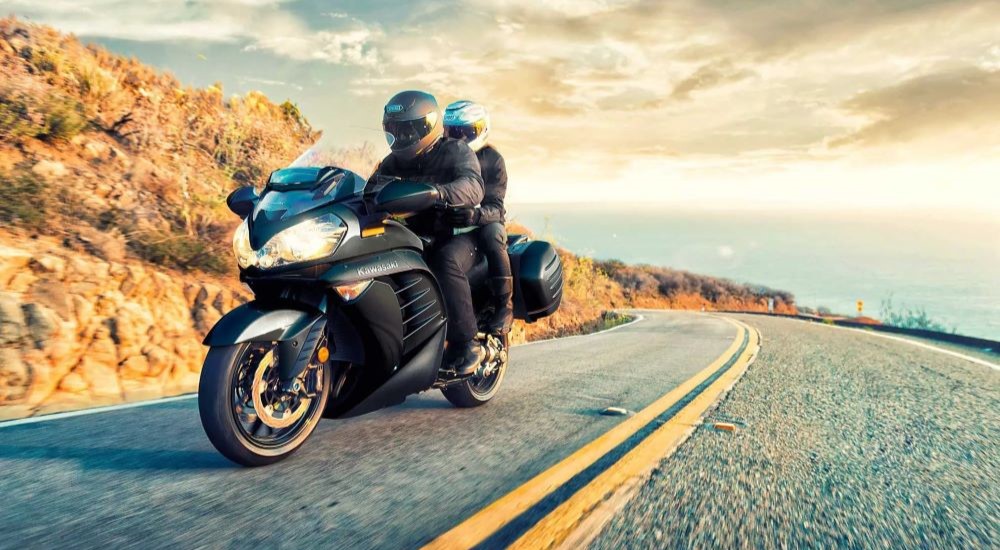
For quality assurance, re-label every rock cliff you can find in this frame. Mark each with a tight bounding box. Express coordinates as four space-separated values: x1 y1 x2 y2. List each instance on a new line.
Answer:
0 233 247 420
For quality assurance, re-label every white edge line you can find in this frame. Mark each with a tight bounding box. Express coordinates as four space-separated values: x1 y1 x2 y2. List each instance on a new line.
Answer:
0 393 197 429
0 312 648 428
514 312 646 348
800 318 999 371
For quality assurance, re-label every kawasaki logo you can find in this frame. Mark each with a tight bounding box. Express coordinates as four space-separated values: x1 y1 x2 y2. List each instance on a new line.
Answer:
358 260 399 277
386 104 404 113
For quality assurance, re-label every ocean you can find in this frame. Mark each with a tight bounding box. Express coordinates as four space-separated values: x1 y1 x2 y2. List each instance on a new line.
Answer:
508 204 1000 341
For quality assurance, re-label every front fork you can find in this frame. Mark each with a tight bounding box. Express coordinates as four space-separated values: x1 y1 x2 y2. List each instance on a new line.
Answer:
277 315 328 393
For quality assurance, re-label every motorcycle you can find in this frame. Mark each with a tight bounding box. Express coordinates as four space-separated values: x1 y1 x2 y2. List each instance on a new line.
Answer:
198 142 563 466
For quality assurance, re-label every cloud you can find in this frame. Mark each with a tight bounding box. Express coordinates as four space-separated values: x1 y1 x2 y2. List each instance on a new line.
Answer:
4 0 382 67
238 76 304 91
482 0 645 18
670 60 756 101
831 66 1000 147
247 26 382 68
682 0 985 58
2 0 244 42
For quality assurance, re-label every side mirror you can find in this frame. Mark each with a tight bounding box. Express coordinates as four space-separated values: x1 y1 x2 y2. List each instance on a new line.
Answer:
226 186 259 218
374 181 440 214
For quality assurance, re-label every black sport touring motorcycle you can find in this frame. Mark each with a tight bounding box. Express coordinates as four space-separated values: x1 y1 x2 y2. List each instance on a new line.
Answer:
198 142 563 466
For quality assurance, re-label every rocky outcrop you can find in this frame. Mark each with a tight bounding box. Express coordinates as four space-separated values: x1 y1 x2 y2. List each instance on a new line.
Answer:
0 235 247 420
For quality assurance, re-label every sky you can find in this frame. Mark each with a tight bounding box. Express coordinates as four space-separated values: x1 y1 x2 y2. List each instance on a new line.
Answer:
3 0 1000 210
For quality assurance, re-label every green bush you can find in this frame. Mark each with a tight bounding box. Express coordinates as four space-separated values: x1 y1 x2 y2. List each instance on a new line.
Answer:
280 100 304 125
599 310 632 330
879 295 954 333
0 170 52 229
22 46 63 73
0 89 86 142
128 229 229 274
39 95 86 141
0 93 36 139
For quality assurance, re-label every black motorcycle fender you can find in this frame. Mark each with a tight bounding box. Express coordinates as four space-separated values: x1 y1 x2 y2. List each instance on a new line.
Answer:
203 301 328 383
202 301 323 346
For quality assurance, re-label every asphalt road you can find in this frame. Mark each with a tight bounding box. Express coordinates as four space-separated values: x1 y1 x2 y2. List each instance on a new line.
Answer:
592 314 999 549
0 310 737 549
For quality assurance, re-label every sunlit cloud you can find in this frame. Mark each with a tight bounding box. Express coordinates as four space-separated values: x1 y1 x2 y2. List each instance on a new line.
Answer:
4 0 999 209
2 0 382 67
831 66 1000 148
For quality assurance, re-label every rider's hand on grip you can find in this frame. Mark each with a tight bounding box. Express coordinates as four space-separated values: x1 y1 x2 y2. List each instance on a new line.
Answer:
445 206 479 227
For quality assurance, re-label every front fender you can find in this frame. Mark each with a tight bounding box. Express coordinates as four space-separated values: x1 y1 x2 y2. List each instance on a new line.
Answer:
203 300 323 346
204 300 328 383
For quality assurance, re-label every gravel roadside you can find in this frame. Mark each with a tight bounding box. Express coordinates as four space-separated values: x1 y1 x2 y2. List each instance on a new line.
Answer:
591 314 999 549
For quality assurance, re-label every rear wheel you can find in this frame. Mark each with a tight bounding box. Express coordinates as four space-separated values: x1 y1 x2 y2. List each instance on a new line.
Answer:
199 342 330 467
442 336 508 407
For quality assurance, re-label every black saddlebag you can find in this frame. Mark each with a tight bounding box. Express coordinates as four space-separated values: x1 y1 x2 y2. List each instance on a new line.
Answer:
507 236 563 322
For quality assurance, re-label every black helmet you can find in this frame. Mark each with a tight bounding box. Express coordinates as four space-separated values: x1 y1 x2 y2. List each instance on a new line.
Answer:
382 90 443 162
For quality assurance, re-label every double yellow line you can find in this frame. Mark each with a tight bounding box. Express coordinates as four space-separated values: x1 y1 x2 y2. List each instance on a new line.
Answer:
424 317 760 550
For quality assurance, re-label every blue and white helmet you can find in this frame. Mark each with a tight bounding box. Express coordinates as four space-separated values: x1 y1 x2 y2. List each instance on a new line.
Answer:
443 100 490 152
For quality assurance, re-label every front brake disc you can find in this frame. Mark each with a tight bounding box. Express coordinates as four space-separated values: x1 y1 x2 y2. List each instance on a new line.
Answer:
251 350 312 429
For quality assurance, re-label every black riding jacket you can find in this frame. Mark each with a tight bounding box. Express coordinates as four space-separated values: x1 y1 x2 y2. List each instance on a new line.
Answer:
475 145 507 225
368 137 484 236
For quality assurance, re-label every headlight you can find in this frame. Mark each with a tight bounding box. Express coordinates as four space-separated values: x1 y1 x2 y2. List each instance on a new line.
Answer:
233 214 347 270
233 220 255 269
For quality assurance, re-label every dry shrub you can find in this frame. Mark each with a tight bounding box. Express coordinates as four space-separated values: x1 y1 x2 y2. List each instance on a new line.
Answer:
0 84 86 142
597 259 795 313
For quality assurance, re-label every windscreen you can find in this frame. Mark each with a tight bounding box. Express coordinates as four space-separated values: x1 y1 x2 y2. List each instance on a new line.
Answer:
279 133 377 202
252 188 331 224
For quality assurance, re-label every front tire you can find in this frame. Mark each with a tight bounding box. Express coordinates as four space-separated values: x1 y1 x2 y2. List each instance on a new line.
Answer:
199 343 330 467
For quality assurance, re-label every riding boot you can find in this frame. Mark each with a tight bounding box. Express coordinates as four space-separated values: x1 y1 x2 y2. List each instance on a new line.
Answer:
449 339 487 377
486 276 514 335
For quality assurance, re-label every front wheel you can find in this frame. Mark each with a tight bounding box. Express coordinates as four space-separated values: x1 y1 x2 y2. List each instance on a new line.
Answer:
199 342 330 467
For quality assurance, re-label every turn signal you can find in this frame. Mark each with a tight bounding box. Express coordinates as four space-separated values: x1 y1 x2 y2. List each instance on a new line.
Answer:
316 346 330 363
361 225 386 238
334 279 373 301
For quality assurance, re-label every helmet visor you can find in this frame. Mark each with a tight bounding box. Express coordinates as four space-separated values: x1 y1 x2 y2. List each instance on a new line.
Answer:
384 116 434 150
444 119 486 143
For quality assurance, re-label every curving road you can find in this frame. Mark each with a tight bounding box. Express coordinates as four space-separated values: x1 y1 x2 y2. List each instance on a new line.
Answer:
0 310 739 549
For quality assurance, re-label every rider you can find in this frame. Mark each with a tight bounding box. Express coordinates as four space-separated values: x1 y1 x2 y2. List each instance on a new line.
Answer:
442 100 513 336
368 90 486 376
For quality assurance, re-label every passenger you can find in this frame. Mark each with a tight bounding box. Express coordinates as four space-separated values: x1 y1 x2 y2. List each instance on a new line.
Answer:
442 100 513 336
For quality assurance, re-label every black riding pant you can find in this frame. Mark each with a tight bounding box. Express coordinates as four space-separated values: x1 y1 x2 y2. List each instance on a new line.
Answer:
476 222 512 280
430 233 478 343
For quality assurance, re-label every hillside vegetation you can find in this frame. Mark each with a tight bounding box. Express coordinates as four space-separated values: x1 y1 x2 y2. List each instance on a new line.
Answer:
0 18 794 418
0 16 320 272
